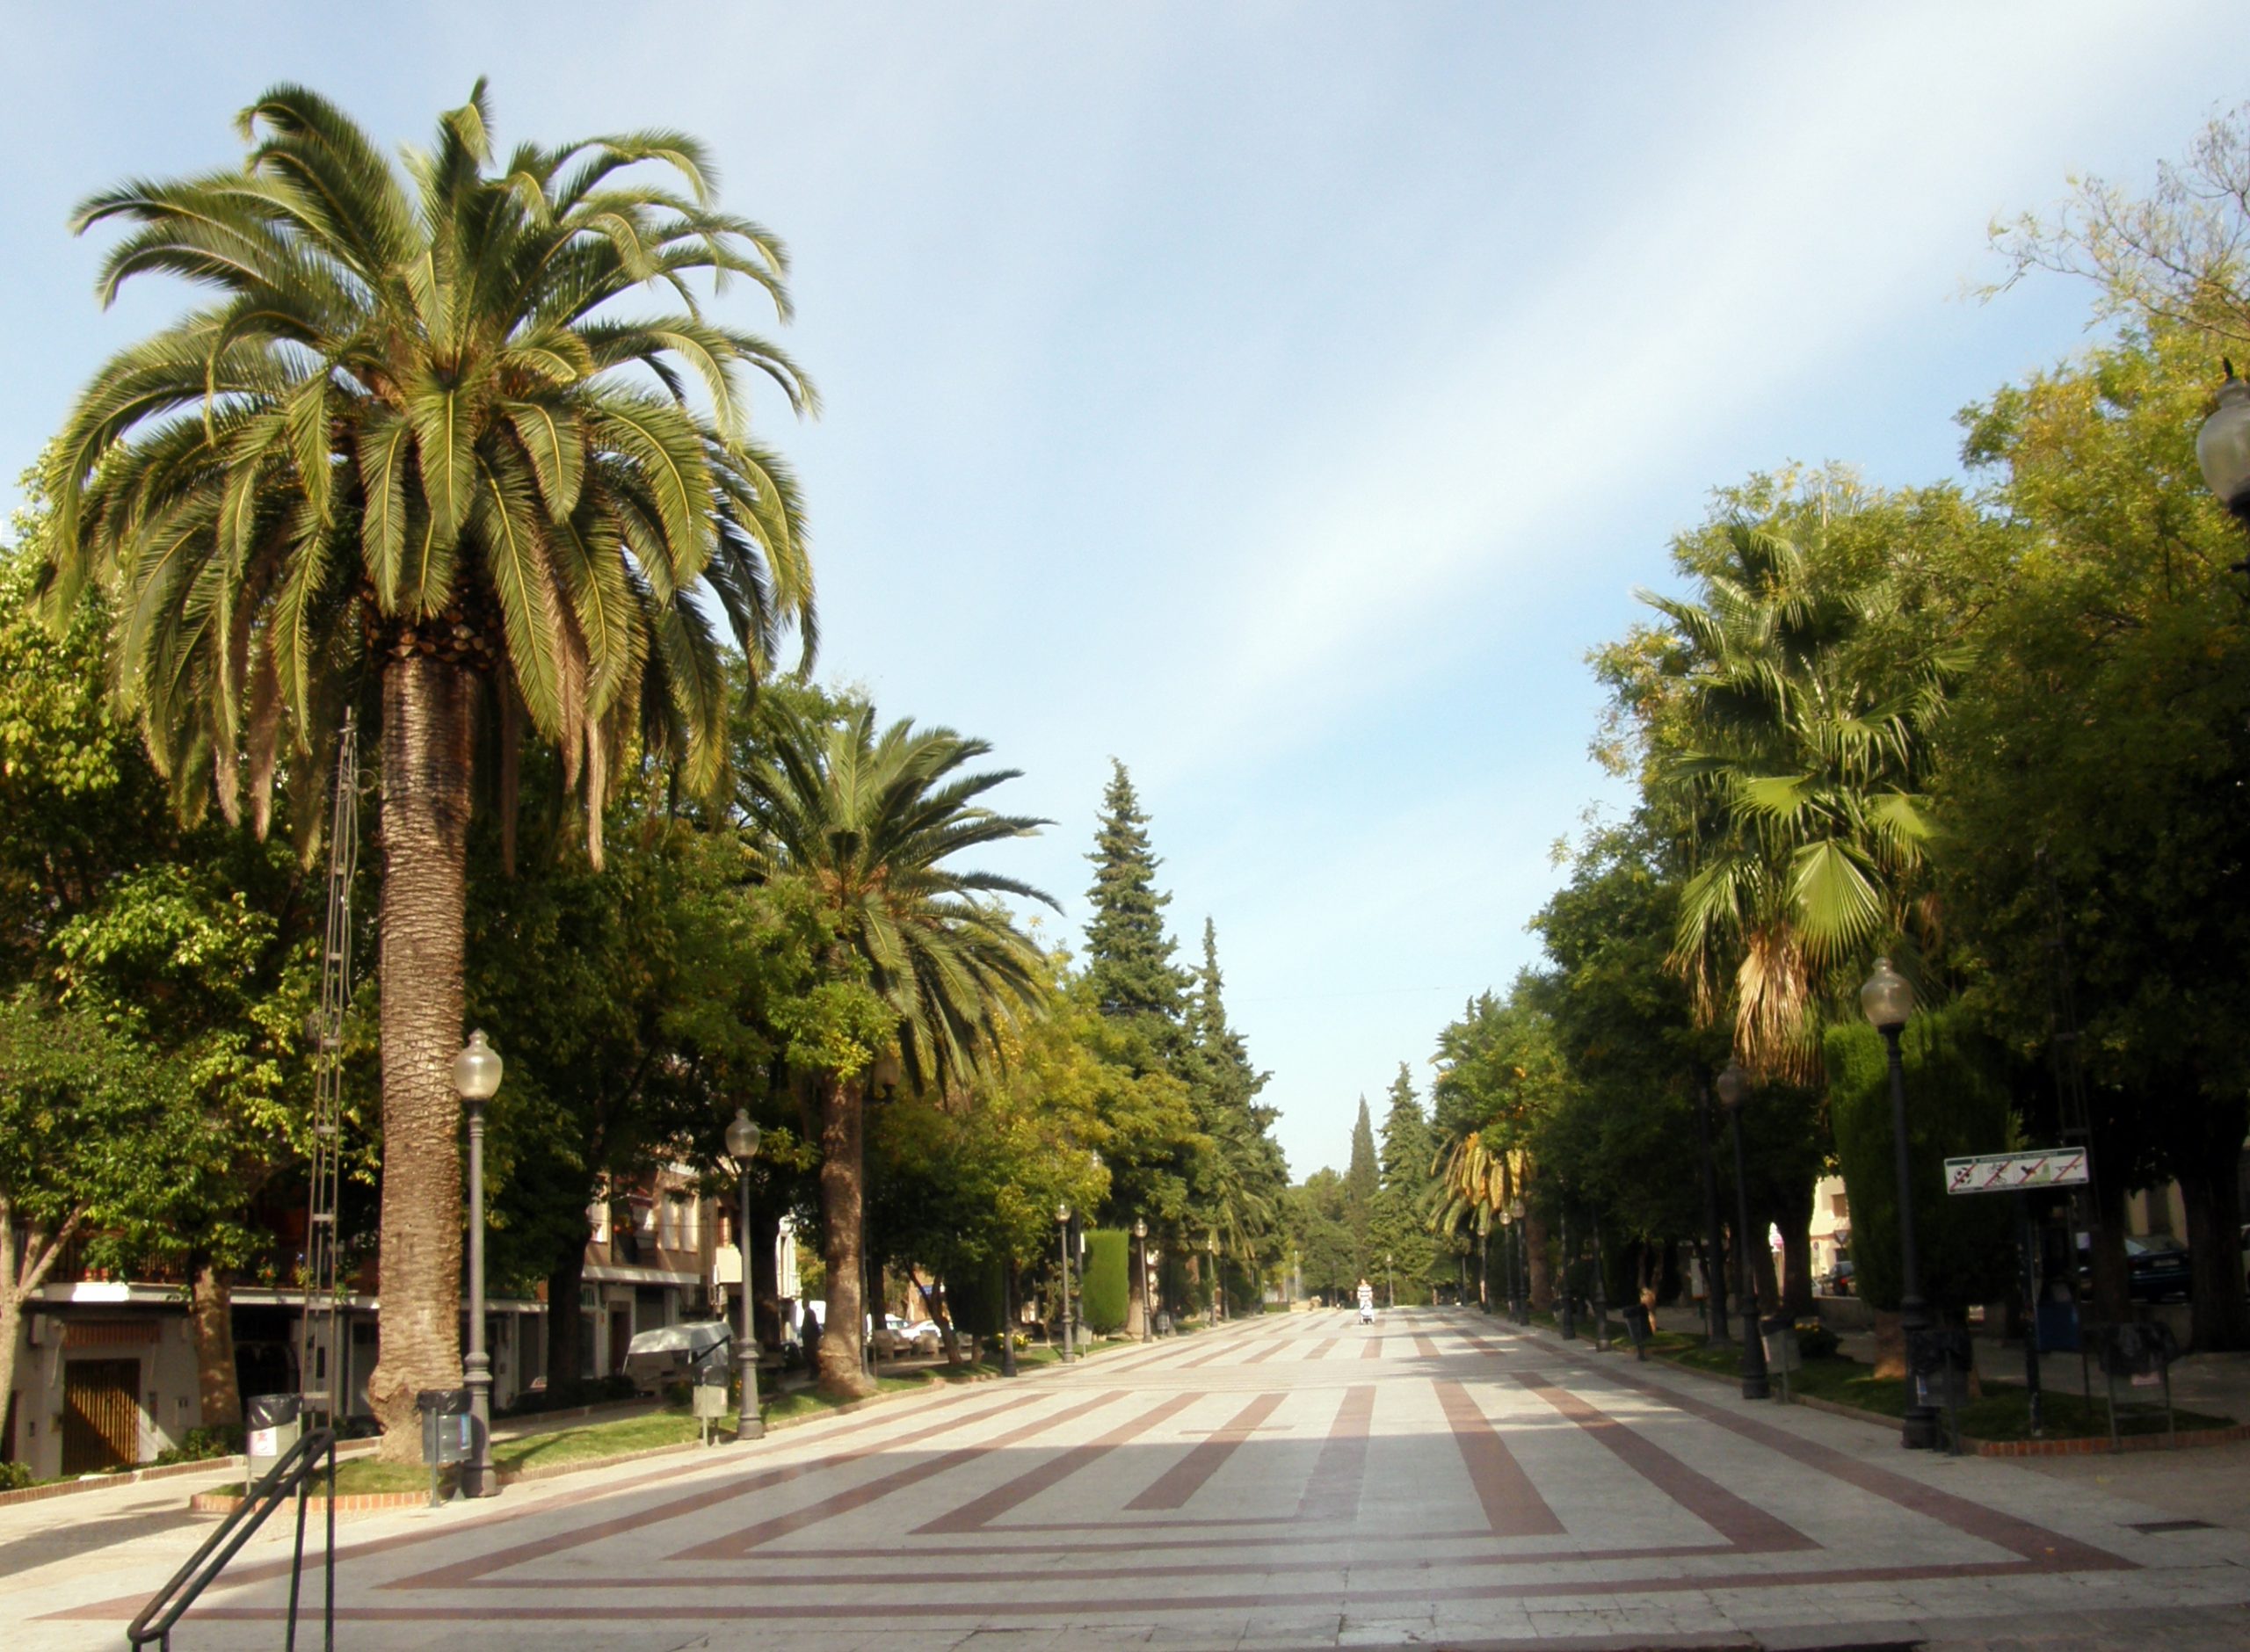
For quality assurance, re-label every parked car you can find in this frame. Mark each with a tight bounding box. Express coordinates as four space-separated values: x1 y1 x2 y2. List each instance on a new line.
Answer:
1819 1261 1855 1297
868 1314 935 1358
2075 1233 2193 1303
621 1321 732 1395
902 1320 948 1356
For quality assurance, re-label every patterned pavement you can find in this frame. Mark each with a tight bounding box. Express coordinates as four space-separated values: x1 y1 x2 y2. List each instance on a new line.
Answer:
34 1309 2250 1649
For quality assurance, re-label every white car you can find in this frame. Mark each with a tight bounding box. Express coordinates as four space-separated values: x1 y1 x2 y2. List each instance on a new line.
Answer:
868 1315 933 1358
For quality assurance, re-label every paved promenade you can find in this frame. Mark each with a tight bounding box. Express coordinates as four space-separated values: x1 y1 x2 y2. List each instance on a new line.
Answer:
19 1309 2250 1649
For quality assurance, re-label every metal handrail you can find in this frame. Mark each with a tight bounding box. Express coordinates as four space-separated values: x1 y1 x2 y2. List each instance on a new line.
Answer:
127 1425 337 1652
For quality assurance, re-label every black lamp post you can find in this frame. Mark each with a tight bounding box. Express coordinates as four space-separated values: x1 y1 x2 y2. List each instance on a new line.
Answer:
1055 1204 1074 1363
1208 1232 1223 1322
1132 1218 1150 1342
725 1108 765 1441
1863 957 1939 1450
1695 1081 1731 1344
1384 1252 1395 1310
1509 1198 1528 1323
1716 1060 1770 1400
454 1031 503 1497
1557 1204 1576 1340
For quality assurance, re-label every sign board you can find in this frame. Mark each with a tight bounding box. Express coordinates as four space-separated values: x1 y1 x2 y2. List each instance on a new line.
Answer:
693 1382 730 1419
1942 1148 2088 1196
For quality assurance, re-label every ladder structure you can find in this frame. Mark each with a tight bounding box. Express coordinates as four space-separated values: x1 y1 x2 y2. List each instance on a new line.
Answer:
297 715 360 1431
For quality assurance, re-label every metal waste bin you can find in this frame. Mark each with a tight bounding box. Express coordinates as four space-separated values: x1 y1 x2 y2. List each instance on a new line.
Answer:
244 1393 301 1484
417 1387 474 1506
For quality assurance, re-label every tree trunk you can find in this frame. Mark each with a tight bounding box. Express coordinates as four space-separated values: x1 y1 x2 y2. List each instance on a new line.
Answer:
365 655 475 1461
189 1260 241 1431
547 1237 587 1395
1 1204 79 1461
752 1203 784 1353
2179 1091 2250 1351
816 1071 875 1398
2085 1169 2131 1325
1777 1186 1816 1318
1526 1212 1554 1310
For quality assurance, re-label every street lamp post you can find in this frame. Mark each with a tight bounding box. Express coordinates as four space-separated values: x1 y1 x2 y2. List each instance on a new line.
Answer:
1509 1198 1528 1323
454 1031 503 1498
1056 1205 1074 1363
1695 1082 1731 1344
1558 1204 1576 1340
1863 957 1939 1450
1384 1252 1395 1310
2197 362 2250 524
1716 1061 1770 1401
1591 1214 1610 1352
1208 1232 1223 1322
1132 1218 1150 1343
725 1109 766 1441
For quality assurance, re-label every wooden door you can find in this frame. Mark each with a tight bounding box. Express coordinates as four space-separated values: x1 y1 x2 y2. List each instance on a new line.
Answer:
62 1359 141 1474
608 1308 631 1375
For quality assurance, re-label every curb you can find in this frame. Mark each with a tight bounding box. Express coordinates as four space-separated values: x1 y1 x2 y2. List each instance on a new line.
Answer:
186 1489 431 1514
1629 1342 2248 1454
0 1441 382 1511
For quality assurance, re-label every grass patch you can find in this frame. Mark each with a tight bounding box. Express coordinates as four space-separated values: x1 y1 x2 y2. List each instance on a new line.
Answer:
324 1458 449 1496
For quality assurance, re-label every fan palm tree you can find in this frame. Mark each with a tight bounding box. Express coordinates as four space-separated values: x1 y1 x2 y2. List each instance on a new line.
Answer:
1643 518 1950 1077
37 83 813 1453
737 700 1051 1396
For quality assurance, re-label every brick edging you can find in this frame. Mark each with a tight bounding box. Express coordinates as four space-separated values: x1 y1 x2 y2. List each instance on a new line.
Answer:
186 1489 432 1514
0 1453 256 1510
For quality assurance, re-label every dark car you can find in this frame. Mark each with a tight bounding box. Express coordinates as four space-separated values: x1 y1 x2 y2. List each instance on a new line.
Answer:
1819 1260 1854 1297
2075 1233 2193 1303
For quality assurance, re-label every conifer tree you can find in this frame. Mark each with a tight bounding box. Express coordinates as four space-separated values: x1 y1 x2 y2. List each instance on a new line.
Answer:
1343 1097 1379 1274
1082 761 1190 1033
1368 1064 1439 1302
1183 919 1288 1260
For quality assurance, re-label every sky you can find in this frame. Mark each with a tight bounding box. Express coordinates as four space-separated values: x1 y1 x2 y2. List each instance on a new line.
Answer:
3 4 2246 1176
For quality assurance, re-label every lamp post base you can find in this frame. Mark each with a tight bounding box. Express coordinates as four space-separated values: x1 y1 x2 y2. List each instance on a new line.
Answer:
1900 1406 1940 1451
463 1357 496 1498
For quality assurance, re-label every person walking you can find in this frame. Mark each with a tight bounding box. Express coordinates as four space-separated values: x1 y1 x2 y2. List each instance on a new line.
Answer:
1356 1278 1376 1326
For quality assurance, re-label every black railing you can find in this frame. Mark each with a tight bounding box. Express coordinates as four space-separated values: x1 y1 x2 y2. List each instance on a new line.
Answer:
127 1425 337 1651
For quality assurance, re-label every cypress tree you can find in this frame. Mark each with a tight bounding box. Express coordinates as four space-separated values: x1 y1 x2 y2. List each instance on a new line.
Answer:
1368 1064 1439 1302
1343 1097 1379 1272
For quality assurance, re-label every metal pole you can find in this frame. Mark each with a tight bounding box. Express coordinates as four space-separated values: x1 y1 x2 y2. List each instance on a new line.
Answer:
1886 1023 1939 1449
1001 1260 1019 1376
2019 1192 2042 1437
1592 1216 1610 1351
1559 1206 1576 1339
1696 1086 1731 1343
737 1170 764 1440
1727 1103 1771 1400
463 1098 495 1497
1058 1220 1073 1363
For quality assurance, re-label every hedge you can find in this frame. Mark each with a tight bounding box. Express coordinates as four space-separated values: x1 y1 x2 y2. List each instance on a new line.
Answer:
1082 1228 1129 1333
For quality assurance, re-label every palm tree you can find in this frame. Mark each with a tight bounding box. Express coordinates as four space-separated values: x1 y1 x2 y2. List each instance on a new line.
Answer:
737 700 1051 1396
1642 517 1950 1078
37 84 813 1453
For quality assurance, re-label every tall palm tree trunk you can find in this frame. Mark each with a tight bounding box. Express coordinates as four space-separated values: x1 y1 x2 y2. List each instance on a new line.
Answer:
816 1072 875 1399
365 655 475 1460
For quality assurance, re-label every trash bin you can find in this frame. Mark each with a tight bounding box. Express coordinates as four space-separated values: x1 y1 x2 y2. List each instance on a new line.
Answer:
416 1388 473 1467
1907 1327 1974 1451
1621 1303 1653 1360
1760 1317 1802 1374
244 1393 301 1484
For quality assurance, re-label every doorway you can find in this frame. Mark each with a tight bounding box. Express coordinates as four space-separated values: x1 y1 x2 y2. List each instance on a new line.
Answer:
62 1359 142 1474
607 1307 631 1375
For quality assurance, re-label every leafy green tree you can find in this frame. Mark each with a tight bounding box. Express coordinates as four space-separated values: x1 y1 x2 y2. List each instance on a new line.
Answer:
1343 1098 1378 1240
36 84 816 1453
0 995 199 1451
1936 325 2250 1344
1281 1170 1358 1305
737 698 1050 1395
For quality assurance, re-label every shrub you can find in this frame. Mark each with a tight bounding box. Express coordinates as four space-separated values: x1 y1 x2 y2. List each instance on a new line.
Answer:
0 1460 32 1491
1794 1321 1840 1361
1826 1006 2019 1316
1082 1229 1129 1334
153 1425 243 1466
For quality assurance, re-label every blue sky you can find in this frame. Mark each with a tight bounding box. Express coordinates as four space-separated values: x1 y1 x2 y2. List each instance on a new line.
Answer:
4 5 2245 1175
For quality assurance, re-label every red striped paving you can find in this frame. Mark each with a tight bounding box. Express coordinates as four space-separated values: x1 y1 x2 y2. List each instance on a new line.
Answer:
1434 1379 1564 1538
913 1390 1201 1534
1125 1391 1284 1511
